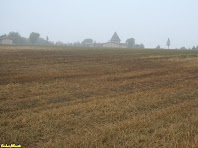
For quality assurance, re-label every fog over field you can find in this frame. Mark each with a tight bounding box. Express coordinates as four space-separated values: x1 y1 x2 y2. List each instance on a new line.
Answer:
1 1 198 147
1 0 198 48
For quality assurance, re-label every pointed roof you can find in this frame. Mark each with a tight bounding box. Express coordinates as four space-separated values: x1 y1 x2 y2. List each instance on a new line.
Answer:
110 32 121 42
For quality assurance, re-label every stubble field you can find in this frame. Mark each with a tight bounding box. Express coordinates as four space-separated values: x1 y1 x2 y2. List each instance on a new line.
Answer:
0 45 198 148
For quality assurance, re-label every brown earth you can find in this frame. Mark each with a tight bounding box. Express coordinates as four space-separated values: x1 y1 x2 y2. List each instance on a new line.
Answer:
0 46 198 147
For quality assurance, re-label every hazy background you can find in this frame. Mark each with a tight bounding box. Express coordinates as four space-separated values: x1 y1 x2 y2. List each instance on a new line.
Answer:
1 0 198 48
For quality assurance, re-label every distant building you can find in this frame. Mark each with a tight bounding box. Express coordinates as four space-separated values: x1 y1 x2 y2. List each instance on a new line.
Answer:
84 32 128 48
0 37 13 45
84 42 103 47
102 32 128 48
102 42 128 48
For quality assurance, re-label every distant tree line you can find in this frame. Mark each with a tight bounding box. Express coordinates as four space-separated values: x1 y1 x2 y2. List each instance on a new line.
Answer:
126 38 144 48
0 32 146 48
155 38 198 50
0 32 53 45
178 46 198 50
155 45 198 50
55 37 145 48
77 37 145 48
191 46 198 50
2 33 198 50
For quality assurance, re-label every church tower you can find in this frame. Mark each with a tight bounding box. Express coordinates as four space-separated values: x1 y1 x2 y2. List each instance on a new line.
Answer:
110 32 121 43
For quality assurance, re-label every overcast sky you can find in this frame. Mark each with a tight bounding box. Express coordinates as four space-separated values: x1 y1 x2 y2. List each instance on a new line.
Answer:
1 0 198 48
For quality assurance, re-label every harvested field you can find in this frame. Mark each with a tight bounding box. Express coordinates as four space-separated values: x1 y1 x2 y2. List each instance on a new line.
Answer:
0 46 198 147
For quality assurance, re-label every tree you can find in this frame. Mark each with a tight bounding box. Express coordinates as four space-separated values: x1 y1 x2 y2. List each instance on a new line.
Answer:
29 32 40 44
180 47 186 50
196 46 198 50
73 41 81 47
37 38 48 45
82 38 93 44
0 34 7 38
46 36 49 42
192 46 196 50
134 44 145 48
166 38 170 49
139 44 144 48
126 38 135 48
20 37 30 45
8 32 21 44
82 38 93 46
156 45 161 49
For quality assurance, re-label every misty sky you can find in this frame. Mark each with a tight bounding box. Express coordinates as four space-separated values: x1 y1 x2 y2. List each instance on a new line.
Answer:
1 0 198 48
